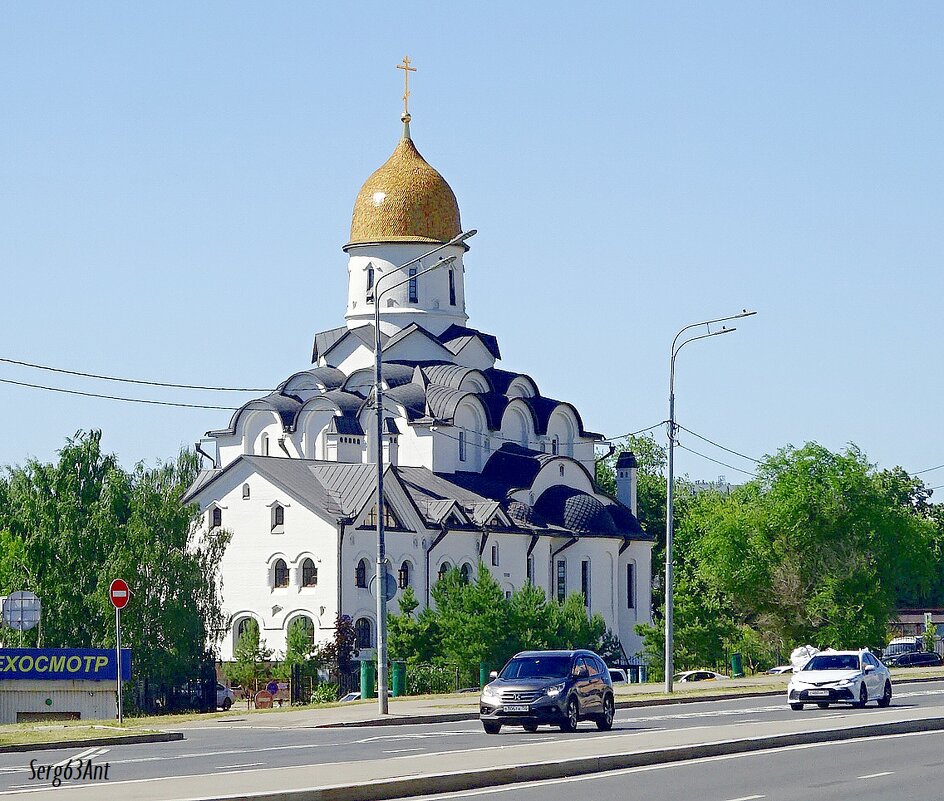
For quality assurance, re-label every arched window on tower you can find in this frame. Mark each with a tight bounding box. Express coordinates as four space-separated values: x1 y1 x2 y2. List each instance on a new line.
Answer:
260 433 270 456
448 269 456 306
273 559 289 588
210 507 222 528
398 561 411 589
355 558 368 588
367 265 375 300
301 558 318 587
354 617 373 649
552 437 559 456
458 431 466 462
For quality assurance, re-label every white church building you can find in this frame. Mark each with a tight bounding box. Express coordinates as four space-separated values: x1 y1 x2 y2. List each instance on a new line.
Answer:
184 90 653 663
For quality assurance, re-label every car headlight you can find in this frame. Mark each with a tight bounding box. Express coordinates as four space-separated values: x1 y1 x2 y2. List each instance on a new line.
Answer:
545 682 567 698
837 677 856 687
481 685 500 703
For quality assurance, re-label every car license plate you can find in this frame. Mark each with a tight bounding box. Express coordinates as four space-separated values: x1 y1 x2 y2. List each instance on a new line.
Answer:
504 704 530 712
808 689 829 697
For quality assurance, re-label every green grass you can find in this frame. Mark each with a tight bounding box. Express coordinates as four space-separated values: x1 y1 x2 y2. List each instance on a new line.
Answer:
0 722 163 747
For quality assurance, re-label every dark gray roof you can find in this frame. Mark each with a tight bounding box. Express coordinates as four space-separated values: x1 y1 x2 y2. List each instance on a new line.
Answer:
481 443 556 489
327 415 364 436
208 391 304 436
484 368 537 395
425 384 471 421
385 383 429 421
420 364 486 391
438 324 501 360
616 451 638 469
311 326 348 363
280 366 346 393
534 486 617 535
319 390 365 415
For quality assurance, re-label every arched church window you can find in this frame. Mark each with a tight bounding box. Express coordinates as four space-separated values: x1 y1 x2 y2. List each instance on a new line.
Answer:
211 507 222 528
355 558 368 588
438 561 452 581
448 269 456 306
408 267 418 303
458 431 466 462
242 483 250 500
560 464 565 477
354 617 373 649
398 561 411 589
552 437 559 456
301 558 318 587
367 265 374 298
260 433 270 456
460 563 472 584
273 559 289 588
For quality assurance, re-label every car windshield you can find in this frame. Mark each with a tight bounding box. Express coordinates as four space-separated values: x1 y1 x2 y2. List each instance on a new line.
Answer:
803 654 860 671
501 656 572 679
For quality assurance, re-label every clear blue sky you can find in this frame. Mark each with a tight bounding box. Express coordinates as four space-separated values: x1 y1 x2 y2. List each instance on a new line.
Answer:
2 2 942 488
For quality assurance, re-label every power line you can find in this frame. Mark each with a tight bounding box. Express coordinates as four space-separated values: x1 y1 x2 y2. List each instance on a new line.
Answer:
676 442 758 478
0 356 271 393
915 463 944 475
606 422 668 441
675 423 761 463
0 377 237 411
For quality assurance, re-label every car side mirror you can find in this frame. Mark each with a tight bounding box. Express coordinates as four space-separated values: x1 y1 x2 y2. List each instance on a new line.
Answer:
864 664 875 673
489 670 498 680
573 665 588 678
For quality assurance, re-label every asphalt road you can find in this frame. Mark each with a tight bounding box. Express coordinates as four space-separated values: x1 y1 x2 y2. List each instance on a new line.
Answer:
405 729 944 801
1 678 942 795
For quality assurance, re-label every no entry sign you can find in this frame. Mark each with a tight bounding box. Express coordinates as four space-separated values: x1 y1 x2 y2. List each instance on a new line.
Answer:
109 579 130 610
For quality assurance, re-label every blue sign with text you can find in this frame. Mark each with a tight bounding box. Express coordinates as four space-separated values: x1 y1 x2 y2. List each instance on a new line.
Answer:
0 648 131 681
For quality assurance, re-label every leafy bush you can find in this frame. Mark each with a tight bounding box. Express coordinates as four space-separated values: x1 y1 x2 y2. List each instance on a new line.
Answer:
310 683 338 704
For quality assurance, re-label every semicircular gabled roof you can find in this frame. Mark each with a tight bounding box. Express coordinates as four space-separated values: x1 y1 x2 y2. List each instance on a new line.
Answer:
533 486 617 535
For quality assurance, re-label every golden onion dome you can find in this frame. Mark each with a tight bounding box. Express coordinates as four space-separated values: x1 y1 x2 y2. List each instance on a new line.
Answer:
347 122 461 248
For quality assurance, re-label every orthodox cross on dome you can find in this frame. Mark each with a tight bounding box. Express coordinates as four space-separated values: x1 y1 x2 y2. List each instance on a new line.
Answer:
397 55 417 122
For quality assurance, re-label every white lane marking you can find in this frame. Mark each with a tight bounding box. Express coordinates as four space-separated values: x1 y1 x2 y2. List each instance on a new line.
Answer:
406 730 944 800
383 748 424 754
215 762 264 770
858 771 893 779
51 747 105 767
724 796 765 801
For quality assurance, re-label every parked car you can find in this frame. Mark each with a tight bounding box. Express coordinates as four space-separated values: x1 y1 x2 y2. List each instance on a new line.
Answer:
766 665 794 675
673 670 727 682
882 636 924 661
479 650 615 734
787 649 891 710
608 668 629 684
883 651 943 668
216 683 236 710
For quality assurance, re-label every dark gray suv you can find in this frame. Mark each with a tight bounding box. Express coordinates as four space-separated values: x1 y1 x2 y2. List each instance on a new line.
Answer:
479 649 615 734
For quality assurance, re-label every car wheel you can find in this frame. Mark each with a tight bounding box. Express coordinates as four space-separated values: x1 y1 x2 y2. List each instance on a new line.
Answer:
789 703 804 711
853 683 868 708
221 698 232 711
816 702 830 709
878 681 892 708
482 721 502 735
596 695 615 731
559 697 579 732
522 722 538 732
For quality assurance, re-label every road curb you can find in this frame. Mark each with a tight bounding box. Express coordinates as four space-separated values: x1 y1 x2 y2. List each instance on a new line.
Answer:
193 717 944 801
0 731 183 754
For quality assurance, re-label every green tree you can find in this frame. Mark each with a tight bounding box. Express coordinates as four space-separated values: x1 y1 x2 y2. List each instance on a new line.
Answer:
226 619 272 694
0 431 229 694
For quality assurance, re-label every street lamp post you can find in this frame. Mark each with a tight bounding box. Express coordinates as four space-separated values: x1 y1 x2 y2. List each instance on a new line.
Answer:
370 229 477 714
664 309 756 694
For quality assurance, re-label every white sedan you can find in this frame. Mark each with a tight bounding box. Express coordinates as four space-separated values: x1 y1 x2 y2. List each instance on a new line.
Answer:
787 650 892 710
